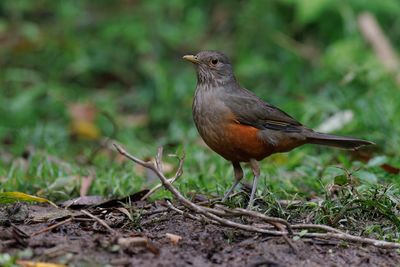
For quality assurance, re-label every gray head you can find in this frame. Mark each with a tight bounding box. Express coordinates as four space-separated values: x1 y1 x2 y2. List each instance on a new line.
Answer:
183 51 236 86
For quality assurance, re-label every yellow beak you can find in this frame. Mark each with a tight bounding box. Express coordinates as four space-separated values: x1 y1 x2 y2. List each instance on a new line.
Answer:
183 55 199 64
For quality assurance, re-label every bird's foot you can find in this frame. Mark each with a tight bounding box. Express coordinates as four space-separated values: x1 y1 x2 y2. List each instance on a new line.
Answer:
221 190 232 202
247 196 255 210
221 180 241 202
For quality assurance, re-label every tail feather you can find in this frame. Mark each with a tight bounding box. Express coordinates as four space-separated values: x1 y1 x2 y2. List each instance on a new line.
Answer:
306 131 374 149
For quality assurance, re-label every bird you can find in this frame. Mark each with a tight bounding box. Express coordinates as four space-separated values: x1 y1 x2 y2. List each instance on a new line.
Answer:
183 51 373 208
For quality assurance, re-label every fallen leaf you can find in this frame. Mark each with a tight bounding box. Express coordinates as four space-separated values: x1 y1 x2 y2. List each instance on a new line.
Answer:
352 151 400 175
80 174 95 197
94 189 150 208
381 163 400 174
68 103 100 140
0 192 57 207
116 207 134 221
68 103 97 122
16 260 66 267
165 233 182 245
70 120 100 140
60 196 106 209
30 207 76 222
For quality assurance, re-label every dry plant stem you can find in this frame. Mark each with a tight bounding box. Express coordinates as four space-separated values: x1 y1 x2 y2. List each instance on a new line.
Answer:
81 210 117 235
30 217 73 237
114 144 287 236
291 224 345 234
166 200 217 224
141 207 169 216
114 143 400 249
155 146 164 172
274 222 298 255
217 206 293 234
254 223 345 235
303 232 400 249
141 148 185 201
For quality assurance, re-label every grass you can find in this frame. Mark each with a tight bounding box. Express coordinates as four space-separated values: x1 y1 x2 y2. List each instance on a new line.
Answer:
1 0 400 244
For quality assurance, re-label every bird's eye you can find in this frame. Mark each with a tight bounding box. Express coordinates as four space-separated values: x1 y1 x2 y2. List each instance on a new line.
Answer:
210 59 218 65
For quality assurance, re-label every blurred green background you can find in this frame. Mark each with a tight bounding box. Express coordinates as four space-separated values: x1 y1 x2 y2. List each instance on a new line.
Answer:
1 0 399 201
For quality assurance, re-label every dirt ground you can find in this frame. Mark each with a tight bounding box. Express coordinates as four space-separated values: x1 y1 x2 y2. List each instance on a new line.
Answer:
0 203 399 267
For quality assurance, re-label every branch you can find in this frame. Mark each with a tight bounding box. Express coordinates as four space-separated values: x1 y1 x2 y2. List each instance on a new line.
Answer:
81 210 117 235
141 148 185 201
114 143 289 236
114 143 400 249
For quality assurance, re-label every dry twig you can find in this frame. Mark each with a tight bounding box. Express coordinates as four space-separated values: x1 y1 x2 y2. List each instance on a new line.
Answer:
30 217 73 237
81 210 117 235
114 143 400 249
141 148 185 201
114 144 288 236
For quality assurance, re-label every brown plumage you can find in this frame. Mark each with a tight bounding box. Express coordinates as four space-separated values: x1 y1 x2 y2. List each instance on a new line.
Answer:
183 51 373 208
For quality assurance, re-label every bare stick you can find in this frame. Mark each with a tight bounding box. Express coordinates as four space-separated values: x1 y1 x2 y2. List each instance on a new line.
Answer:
155 147 164 172
141 150 185 201
254 223 346 235
217 206 293 234
291 224 345 234
114 144 288 236
30 217 73 237
81 210 117 235
166 200 215 223
114 144 400 249
302 232 400 249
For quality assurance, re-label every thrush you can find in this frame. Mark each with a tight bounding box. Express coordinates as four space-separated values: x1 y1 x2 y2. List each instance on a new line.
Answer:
183 51 373 208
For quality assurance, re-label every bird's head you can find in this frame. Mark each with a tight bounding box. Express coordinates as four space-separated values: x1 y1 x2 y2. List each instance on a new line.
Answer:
183 51 235 86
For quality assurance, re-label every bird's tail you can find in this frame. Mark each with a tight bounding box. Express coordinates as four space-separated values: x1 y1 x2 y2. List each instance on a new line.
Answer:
305 131 374 149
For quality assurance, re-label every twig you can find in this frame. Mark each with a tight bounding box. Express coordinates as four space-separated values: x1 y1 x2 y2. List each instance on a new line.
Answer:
155 147 164 172
114 144 292 236
302 232 400 249
30 217 73 237
81 210 117 235
166 200 212 223
114 143 400 249
140 207 169 216
141 148 185 201
254 223 345 235
291 224 345 234
275 222 298 255
217 206 293 234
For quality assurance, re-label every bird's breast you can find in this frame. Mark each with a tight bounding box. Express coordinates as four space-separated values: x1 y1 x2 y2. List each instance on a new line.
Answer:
192 86 273 162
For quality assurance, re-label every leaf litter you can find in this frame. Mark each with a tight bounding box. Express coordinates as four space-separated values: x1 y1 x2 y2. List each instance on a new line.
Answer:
1 195 399 267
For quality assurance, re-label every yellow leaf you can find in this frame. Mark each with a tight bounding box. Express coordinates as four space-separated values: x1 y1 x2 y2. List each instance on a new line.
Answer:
16 260 66 267
70 120 100 140
0 192 57 207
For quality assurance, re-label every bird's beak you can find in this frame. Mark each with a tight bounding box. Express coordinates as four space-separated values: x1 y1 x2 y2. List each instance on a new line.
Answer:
183 55 199 64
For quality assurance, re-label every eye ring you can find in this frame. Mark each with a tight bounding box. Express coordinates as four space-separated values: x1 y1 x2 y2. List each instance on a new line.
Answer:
210 59 218 65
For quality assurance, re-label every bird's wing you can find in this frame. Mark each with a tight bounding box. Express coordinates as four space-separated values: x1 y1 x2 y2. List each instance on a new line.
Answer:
224 88 303 133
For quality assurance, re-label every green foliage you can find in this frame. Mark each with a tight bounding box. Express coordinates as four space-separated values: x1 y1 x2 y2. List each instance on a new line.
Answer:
0 253 18 267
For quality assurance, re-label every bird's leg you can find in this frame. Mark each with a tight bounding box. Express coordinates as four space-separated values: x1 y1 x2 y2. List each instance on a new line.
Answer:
248 159 260 209
222 162 243 202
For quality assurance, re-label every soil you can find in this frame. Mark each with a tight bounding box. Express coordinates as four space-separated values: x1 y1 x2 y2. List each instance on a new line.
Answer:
0 203 399 267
